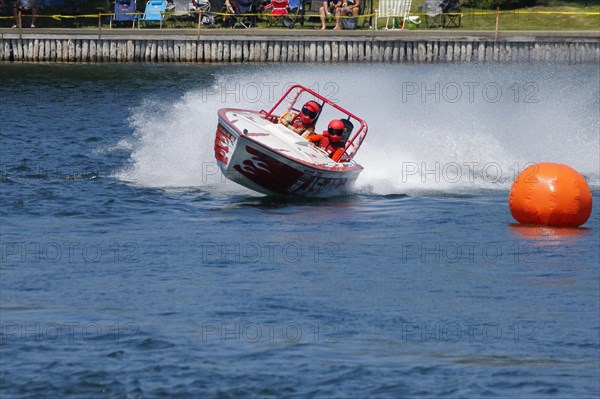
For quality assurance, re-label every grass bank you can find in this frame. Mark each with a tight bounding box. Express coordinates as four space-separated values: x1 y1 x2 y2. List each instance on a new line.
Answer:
1 0 598 30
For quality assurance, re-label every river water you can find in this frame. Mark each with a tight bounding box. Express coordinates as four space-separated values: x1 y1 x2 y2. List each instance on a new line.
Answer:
1 63 599 398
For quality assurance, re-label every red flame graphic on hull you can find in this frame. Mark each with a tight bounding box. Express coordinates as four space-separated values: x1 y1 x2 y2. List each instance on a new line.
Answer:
233 145 349 196
214 125 235 165
239 157 271 176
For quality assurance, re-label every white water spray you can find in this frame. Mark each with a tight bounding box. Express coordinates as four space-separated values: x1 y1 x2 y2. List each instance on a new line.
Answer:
118 64 599 195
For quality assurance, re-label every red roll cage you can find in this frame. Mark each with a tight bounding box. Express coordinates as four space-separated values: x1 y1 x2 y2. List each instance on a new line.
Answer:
260 84 369 161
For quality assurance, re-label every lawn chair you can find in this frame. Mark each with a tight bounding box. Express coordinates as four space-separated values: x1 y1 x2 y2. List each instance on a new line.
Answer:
265 0 308 29
110 0 136 28
139 0 167 28
227 0 256 27
264 0 289 27
441 0 461 28
283 0 310 28
191 0 214 25
375 0 416 30
167 0 193 26
207 0 229 26
423 0 443 28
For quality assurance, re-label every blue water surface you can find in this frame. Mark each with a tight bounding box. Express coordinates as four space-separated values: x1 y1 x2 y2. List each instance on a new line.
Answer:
1 63 599 398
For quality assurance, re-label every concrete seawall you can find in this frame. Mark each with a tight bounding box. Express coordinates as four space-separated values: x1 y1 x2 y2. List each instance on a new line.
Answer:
1 29 598 63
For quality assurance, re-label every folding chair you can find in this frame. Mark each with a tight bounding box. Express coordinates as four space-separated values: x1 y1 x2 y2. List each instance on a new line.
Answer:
301 0 322 24
441 0 461 28
138 0 167 28
229 0 256 27
208 0 230 26
375 0 416 30
264 0 289 27
443 12 461 27
166 0 193 26
110 0 137 28
191 0 214 25
423 0 443 28
283 0 310 28
108 0 136 28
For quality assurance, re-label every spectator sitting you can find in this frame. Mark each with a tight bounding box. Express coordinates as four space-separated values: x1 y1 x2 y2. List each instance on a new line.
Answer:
441 0 460 12
333 0 359 30
12 0 36 28
223 0 235 13
317 0 342 30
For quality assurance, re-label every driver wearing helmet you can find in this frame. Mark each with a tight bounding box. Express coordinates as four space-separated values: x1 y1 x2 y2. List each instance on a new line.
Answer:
280 101 321 138
307 119 346 162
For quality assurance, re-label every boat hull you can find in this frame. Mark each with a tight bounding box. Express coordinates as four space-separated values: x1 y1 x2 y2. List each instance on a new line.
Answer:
214 109 363 197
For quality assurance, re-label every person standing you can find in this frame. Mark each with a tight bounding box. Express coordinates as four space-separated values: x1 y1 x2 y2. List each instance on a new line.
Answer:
13 0 36 28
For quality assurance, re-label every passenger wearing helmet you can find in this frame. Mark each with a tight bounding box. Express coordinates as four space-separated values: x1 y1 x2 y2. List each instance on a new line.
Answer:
307 119 347 162
280 101 320 138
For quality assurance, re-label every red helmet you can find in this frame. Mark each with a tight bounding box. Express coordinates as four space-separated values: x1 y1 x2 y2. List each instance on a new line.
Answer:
300 101 320 125
327 119 345 142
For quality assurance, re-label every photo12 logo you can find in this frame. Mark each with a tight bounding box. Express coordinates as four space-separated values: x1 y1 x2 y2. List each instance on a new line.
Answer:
199 322 339 344
1 242 139 264
199 81 340 104
399 321 539 343
399 241 538 264
401 81 539 104
1 322 140 344
200 241 339 264
400 161 539 185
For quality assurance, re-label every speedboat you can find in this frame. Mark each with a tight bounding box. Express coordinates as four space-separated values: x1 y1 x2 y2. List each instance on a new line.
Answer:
214 84 368 197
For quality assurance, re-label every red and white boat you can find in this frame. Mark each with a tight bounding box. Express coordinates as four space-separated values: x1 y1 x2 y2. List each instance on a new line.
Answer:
214 84 368 197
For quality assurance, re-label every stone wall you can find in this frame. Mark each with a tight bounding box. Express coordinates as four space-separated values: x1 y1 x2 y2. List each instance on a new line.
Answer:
1 30 598 63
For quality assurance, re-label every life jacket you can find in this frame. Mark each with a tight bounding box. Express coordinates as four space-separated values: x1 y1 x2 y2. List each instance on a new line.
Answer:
280 112 315 137
290 114 308 131
308 132 345 162
324 139 345 161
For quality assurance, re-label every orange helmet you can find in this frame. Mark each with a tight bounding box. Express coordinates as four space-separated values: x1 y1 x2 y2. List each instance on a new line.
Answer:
300 101 320 125
327 119 345 142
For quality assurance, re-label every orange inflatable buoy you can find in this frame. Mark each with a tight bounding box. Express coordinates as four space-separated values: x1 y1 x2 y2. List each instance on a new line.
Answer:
509 163 592 228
